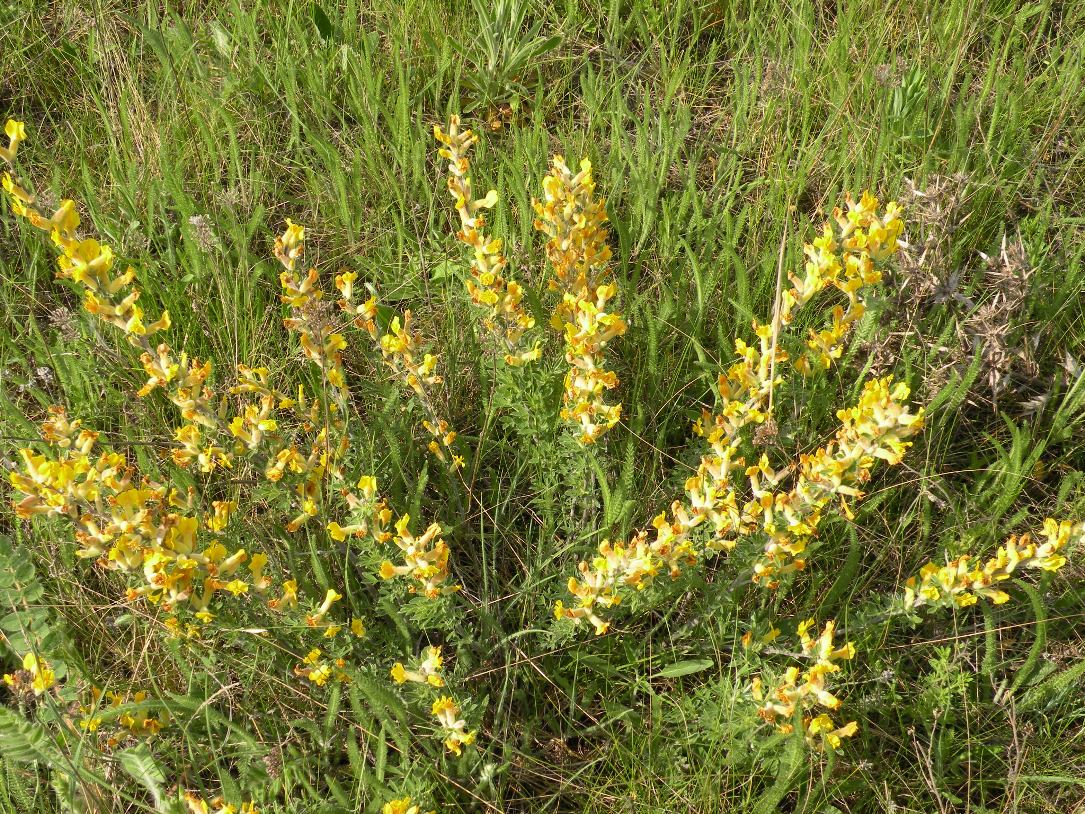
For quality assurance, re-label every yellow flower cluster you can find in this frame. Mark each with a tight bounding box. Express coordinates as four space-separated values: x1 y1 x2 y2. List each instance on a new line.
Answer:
2 652 56 697
699 326 783 451
328 476 458 597
751 620 858 749
10 402 352 655
3 122 170 346
294 646 351 687
378 313 463 469
387 646 473 757
686 193 901 450
556 377 922 633
383 797 435 814
553 193 910 632
748 377 924 587
327 475 393 542
534 155 627 443
10 407 263 615
554 511 702 634
431 695 476 756
2 123 338 540
184 793 260 814
275 594 364 687
274 224 465 608
379 514 458 597
77 687 170 747
4 121 481 767
260 220 361 530
233 370 345 533
391 645 445 687
784 192 904 373
902 518 1081 610
434 116 539 366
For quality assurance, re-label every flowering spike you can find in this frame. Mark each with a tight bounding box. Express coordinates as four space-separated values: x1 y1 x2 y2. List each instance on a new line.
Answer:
434 115 539 366
534 154 626 443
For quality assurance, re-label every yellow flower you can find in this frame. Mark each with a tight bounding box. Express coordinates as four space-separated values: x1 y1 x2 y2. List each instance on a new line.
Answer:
2 171 33 203
334 270 357 301
306 588 343 626
379 560 399 580
431 694 475 756
268 578 298 611
0 119 26 163
350 618 366 637
79 716 103 732
806 714 859 749
206 500 237 532
5 119 26 145
390 646 444 687
308 664 332 686
356 475 377 498
22 652 56 696
248 552 272 592
382 797 431 814
184 792 210 814
444 730 476 756
274 219 305 270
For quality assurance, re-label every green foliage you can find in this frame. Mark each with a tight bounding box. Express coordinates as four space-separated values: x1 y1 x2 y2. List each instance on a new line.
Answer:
0 537 67 678
449 0 561 112
0 709 59 766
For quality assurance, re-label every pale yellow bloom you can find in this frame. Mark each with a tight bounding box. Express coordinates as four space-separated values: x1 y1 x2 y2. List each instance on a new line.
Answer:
431 695 476 756
390 646 445 687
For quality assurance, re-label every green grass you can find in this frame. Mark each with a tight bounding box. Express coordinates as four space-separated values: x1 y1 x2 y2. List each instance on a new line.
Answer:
2 0 1085 811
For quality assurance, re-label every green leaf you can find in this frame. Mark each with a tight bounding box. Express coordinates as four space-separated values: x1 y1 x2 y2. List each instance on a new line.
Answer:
117 744 166 808
209 22 232 58
653 658 714 679
0 708 60 765
312 3 335 40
